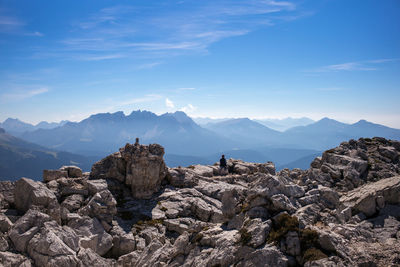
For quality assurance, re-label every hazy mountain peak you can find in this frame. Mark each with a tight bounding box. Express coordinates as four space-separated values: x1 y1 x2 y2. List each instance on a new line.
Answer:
87 111 125 121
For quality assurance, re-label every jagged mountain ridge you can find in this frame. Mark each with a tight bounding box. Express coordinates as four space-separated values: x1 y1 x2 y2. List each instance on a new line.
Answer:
18 110 400 159
0 118 69 136
0 137 399 266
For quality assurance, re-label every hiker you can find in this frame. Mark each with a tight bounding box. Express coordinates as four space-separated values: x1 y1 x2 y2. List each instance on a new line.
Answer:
219 154 228 175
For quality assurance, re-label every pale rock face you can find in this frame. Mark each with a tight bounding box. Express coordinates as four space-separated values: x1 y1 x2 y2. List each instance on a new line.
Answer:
67 214 113 256
86 179 108 195
90 143 167 199
340 176 400 217
79 189 117 224
9 210 52 252
60 165 83 178
0 213 13 233
1 138 400 266
43 169 68 182
77 248 116 266
0 251 32 267
90 152 126 182
27 221 80 267
14 178 61 223
122 143 167 199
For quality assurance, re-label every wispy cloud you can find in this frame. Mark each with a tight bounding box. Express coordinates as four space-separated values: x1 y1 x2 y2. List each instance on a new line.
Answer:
316 87 345 92
25 31 44 37
53 1 301 60
308 58 400 73
165 98 175 108
136 62 163 70
1 87 49 101
180 103 197 114
77 54 124 61
178 87 196 91
114 94 162 108
0 10 42 36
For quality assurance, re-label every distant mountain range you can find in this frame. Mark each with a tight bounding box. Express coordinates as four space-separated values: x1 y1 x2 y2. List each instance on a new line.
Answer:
254 117 315 131
0 127 96 181
194 117 315 131
1 111 399 180
0 118 69 136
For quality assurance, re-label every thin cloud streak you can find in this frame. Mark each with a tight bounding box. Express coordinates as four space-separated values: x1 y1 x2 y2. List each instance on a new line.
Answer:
307 58 400 73
1 87 49 101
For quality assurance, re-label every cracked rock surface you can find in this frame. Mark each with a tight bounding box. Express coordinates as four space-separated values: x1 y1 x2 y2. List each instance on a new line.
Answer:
0 137 399 266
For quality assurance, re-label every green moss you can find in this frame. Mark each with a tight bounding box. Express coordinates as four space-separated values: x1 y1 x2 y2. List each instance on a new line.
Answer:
303 248 328 263
187 165 195 169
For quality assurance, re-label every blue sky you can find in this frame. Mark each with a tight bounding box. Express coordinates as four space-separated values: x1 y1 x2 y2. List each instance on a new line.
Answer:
0 0 399 127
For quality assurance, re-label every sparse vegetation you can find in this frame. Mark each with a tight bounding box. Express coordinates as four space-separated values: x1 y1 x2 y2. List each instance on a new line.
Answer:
267 213 299 244
239 227 251 245
160 206 168 212
267 214 330 264
303 247 328 262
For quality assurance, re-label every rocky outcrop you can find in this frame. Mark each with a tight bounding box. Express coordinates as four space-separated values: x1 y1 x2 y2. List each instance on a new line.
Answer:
91 143 167 199
0 137 399 266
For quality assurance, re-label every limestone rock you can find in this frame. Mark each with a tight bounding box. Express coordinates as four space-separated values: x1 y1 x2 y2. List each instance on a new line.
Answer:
9 210 52 252
0 251 32 267
78 247 116 267
14 177 60 223
340 176 400 217
122 143 167 199
27 221 80 267
43 169 68 182
0 213 13 233
86 179 108 195
79 189 117 223
90 152 126 182
91 143 167 199
60 165 83 178
67 214 112 256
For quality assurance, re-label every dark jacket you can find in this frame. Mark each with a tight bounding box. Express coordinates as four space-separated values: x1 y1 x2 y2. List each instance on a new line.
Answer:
220 157 227 168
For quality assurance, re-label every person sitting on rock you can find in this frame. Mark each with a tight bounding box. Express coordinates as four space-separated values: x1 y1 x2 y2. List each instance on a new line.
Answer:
219 155 227 175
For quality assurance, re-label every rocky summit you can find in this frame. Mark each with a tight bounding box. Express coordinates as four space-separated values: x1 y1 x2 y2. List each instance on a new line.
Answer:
0 137 400 267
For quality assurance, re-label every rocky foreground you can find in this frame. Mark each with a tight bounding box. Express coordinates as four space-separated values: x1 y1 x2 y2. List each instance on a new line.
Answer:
0 137 400 266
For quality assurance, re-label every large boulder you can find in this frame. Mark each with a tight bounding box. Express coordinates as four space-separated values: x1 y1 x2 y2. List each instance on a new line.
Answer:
27 221 80 267
60 165 83 178
91 143 167 199
9 210 52 252
14 178 60 223
340 176 400 217
0 251 32 267
67 214 113 256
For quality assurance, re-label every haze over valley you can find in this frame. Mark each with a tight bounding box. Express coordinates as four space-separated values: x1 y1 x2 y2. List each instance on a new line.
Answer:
1 111 399 180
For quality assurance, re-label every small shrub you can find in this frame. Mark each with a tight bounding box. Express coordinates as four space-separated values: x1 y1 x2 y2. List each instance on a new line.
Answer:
239 227 252 245
325 149 336 154
302 247 328 263
268 213 299 244
187 165 195 169
300 228 319 250
160 206 168 212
